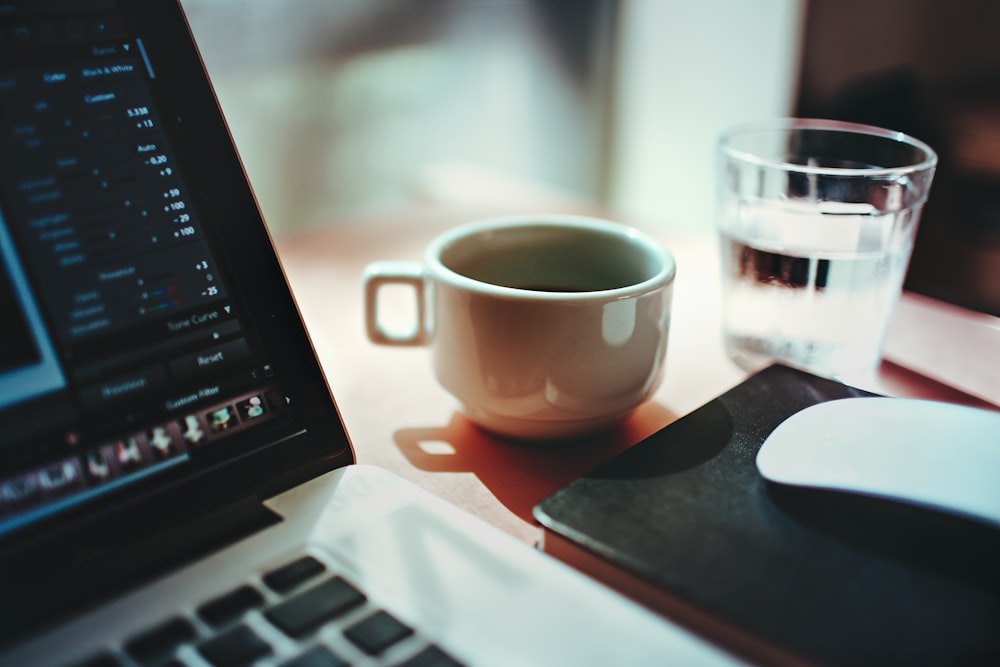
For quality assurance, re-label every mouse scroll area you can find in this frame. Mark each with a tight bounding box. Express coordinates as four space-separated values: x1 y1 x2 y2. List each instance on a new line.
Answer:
756 397 1000 529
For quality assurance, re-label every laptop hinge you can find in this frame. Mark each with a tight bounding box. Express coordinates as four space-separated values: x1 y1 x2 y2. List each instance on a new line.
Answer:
81 495 283 572
1 497 282 648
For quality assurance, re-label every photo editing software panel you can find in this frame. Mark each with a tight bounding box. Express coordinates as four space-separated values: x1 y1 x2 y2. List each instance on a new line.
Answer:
0 1 292 537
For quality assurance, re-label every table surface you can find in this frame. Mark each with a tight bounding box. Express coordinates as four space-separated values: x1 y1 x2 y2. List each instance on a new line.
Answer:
276 198 999 545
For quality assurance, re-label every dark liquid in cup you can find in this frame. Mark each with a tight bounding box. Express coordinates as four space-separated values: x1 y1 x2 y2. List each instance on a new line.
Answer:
510 284 594 293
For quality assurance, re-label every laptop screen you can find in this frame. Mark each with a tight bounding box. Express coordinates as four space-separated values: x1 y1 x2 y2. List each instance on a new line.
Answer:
0 0 350 541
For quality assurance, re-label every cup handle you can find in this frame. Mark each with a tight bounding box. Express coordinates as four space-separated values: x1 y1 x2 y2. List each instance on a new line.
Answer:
363 261 427 346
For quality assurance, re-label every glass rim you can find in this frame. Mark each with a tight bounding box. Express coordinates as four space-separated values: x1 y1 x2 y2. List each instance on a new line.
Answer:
718 117 938 177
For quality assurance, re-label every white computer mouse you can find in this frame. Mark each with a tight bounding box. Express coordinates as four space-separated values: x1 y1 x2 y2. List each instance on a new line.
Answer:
756 397 1000 528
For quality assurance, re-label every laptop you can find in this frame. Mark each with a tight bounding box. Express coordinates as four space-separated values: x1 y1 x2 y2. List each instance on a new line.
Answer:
0 1 744 666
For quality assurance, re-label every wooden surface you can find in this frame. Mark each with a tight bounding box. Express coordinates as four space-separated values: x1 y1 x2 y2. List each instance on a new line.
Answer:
276 199 999 545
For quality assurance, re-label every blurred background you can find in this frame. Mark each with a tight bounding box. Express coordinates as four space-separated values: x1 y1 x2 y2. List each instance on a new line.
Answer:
181 0 1000 317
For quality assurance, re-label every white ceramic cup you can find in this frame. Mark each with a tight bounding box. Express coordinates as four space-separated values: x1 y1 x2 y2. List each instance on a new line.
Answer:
362 214 676 441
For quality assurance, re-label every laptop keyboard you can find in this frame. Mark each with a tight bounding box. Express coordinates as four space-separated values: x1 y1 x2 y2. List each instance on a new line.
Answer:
70 554 465 667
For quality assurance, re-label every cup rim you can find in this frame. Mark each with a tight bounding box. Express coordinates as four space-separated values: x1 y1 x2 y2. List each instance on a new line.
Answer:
718 117 938 177
424 214 676 301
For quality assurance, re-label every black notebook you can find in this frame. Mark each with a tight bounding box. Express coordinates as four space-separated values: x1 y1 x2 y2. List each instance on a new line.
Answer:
534 364 1000 667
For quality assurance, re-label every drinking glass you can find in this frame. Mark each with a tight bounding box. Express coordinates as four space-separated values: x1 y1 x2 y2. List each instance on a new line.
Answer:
715 118 938 378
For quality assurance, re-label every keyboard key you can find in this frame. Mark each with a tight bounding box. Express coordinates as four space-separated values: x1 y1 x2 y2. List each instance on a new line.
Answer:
265 577 366 638
198 584 266 627
280 644 350 667
344 610 413 656
197 624 272 667
398 645 466 667
263 555 326 593
123 616 197 665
